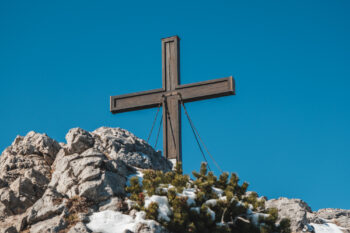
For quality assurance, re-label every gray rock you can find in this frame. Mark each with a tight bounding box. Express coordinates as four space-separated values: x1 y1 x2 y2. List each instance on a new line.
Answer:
29 213 67 233
5 131 61 159
4 127 345 233
26 188 66 226
99 197 126 212
0 127 173 233
266 197 312 232
67 222 92 233
314 208 350 230
0 131 61 219
134 222 169 233
49 148 127 201
92 127 171 171
266 198 350 233
65 128 95 155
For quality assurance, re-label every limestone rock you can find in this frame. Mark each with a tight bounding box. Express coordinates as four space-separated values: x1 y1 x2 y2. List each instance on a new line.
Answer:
266 198 350 233
0 213 26 233
314 208 350 231
0 131 61 220
0 127 170 232
26 188 67 226
67 222 92 233
65 128 95 155
0 127 348 233
4 131 61 159
92 127 172 171
265 197 312 232
29 213 67 233
98 196 126 212
49 147 129 200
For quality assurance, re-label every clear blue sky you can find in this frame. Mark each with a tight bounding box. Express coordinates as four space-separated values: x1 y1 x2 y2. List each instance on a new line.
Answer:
0 0 349 210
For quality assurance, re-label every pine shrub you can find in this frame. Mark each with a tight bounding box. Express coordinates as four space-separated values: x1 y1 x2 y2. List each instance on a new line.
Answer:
126 162 291 233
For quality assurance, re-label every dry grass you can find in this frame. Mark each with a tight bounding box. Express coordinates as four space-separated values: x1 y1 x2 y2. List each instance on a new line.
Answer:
52 197 63 206
63 195 95 230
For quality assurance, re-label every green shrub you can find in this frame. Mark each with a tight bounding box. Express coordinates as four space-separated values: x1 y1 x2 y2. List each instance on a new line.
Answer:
126 162 291 233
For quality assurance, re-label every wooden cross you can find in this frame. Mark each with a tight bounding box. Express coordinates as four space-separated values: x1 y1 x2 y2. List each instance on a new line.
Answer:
110 36 235 165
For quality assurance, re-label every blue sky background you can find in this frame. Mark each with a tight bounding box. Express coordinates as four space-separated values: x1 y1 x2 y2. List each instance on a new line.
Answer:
0 0 349 210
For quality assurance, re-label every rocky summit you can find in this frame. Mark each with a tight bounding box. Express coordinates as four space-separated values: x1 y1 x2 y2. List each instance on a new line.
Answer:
0 127 348 233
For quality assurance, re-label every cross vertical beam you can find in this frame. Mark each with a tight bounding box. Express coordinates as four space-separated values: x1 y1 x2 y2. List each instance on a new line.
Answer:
162 36 182 163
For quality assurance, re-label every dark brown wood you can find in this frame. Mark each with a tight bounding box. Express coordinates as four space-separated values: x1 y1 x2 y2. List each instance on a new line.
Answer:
110 89 164 113
162 36 181 162
177 77 234 103
110 35 235 165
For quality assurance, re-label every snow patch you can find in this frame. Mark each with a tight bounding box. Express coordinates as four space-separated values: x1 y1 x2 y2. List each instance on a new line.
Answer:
212 187 224 197
145 195 172 222
178 188 196 206
310 223 344 233
249 212 268 226
205 199 217 207
86 210 157 233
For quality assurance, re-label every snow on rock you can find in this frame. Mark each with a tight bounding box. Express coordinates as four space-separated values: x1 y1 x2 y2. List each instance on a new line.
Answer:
212 187 224 197
87 210 164 233
178 188 196 206
205 199 218 207
145 195 172 222
310 223 344 233
0 126 349 233
249 212 269 226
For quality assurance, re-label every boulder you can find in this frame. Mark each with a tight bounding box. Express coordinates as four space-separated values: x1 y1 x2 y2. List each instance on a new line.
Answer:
0 131 61 219
0 127 171 232
92 127 171 171
265 197 312 232
65 128 95 155
314 208 350 231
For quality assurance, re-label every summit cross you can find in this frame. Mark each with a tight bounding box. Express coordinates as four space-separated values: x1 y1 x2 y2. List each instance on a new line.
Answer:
110 36 235 165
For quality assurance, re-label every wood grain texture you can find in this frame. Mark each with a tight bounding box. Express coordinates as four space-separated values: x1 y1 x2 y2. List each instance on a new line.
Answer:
162 36 181 161
110 88 164 113
110 35 235 164
177 76 234 103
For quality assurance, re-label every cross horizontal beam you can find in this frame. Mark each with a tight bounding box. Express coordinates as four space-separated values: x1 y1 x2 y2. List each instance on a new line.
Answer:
110 76 234 114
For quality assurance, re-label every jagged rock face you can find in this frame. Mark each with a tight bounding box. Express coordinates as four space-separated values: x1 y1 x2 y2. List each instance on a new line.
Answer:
266 197 312 232
0 127 171 233
266 198 350 233
310 209 350 233
0 131 61 220
91 127 169 171
314 208 350 229
0 127 348 233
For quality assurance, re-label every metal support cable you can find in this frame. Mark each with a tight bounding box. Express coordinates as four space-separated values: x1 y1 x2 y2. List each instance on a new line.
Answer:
147 103 161 143
179 95 223 173
154 112 163 149
185 110 211 171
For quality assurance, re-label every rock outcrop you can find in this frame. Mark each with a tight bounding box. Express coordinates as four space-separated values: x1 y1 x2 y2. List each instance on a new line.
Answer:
0 127 171 233
266 198 350 233
0 127 348 233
